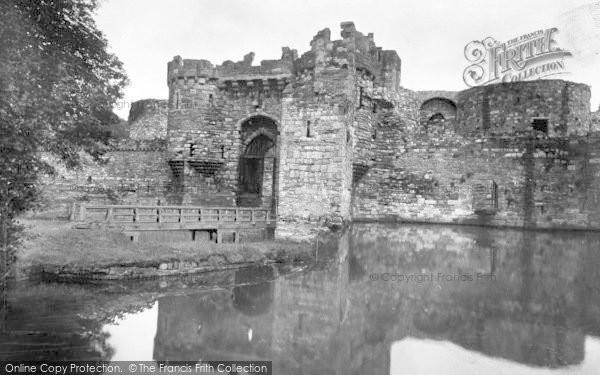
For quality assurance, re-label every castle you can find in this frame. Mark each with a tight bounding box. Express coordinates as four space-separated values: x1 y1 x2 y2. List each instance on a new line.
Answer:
44 22 600 237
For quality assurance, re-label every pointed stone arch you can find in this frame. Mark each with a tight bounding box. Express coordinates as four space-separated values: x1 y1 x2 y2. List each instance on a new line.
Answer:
243 127 277 148
236 113 280 139
237 115 280 208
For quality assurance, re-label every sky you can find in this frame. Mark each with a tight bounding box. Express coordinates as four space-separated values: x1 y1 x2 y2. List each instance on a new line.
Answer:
94 0 600 120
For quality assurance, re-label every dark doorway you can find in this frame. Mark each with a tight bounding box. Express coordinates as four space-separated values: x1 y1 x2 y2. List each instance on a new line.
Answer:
532 118 548 134
237 116 278 208
428 113 445 127
239 158 263 195
239 135 273 196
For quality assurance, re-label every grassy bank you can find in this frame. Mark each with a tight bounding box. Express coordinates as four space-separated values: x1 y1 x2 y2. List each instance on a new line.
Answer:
16 219 313 279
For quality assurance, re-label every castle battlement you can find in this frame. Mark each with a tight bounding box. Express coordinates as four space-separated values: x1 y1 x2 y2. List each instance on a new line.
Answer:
167 51 295 84
52 21 600 238
167 22 401 95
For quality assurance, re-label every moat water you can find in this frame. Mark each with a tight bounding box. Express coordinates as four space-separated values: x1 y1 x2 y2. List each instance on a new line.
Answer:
2 224 600 374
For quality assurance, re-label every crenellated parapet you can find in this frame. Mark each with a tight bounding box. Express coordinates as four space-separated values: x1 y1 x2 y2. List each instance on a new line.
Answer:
167 51 294 83
297 22 401 93
165 22 404 119
167 51 294 109
159 22 599 235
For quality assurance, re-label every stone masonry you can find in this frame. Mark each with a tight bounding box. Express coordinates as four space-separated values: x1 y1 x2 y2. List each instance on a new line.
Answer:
128 99 168 140
40 22 600 236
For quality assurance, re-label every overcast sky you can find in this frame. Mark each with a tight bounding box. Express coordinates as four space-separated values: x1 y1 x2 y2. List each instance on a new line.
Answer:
95 0 600 119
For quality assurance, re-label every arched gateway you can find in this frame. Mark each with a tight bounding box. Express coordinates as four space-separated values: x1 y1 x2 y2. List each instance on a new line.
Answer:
237 115 279 209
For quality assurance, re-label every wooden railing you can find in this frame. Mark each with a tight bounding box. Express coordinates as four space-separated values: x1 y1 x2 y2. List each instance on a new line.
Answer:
76 205 276 225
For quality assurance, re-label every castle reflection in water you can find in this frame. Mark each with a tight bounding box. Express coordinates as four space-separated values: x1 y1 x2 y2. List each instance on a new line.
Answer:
2 224 600 374
152 224 600 374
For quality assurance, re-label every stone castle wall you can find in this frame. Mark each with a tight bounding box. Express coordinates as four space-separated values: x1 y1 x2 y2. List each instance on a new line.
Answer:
592 108 600 132
164 50 293 207
456 80 591 136
35 141 169 218
128 99 168 140
351 77 600 231
36 98 170 216
163 21 403 230
353 136 600 230
35 22 600 235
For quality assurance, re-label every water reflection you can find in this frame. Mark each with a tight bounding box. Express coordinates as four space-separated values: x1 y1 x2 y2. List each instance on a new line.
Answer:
151 224 600 374
153 266 276 361
0 284 115 360
104 303 158 361
2 224 600 375
390 337 600 375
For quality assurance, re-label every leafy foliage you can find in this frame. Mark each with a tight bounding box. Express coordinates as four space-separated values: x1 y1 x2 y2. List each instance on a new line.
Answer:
0 0 128 278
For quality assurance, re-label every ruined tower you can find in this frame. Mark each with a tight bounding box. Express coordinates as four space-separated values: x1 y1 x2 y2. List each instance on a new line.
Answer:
164 22 402 234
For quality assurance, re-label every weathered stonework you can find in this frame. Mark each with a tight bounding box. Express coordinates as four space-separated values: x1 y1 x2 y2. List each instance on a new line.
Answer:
353 137 600 230
161 21 402 232
592 107 600 132
128 99 168 140
456 81 591 137
38 22 600 236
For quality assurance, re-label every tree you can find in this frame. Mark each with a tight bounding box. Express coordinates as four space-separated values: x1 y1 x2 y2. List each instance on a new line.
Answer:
0 0 128 280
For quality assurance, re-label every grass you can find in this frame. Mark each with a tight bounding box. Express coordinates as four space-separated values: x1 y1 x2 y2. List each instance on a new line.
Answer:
16 218 313 276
